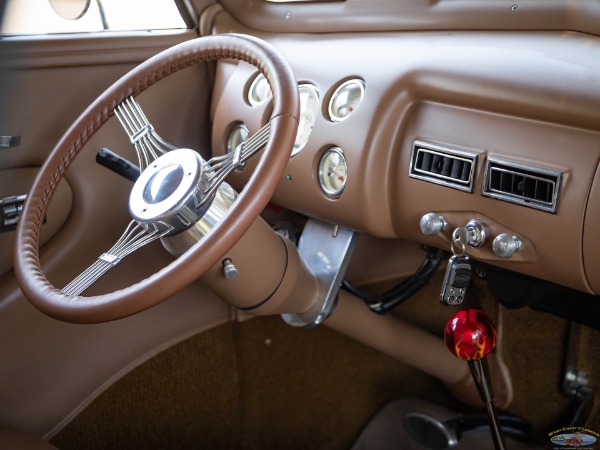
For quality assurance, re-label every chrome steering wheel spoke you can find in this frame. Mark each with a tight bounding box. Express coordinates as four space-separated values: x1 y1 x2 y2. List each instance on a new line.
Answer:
61 220 172 296
66 107 272 296
200 123 271 208
114 96 177 171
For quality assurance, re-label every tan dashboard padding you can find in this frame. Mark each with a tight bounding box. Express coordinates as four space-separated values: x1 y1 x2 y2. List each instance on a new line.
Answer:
217 0 600 36
211 12 600 294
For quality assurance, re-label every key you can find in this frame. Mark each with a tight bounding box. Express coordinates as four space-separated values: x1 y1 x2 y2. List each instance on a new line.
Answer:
440 253 472 306
451 226 468 255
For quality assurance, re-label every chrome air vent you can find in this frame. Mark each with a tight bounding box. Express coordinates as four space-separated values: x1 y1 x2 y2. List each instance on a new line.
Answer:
482 158 562 213
409 141 477 193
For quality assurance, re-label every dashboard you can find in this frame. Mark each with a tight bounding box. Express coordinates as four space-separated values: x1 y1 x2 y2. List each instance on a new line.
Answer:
210 13 600 297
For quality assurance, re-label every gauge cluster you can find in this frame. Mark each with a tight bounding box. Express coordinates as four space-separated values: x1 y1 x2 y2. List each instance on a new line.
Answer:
223 69 365 201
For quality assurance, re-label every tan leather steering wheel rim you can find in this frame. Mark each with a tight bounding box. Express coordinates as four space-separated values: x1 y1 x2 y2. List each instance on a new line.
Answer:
14 34 299 323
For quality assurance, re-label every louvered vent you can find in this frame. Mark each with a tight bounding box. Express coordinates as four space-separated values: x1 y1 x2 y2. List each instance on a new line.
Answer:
409 141 477 193
482 158 562 213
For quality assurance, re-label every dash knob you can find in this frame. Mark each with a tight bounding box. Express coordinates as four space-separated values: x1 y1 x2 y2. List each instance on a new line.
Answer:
420 213 448 236
493 234 523 259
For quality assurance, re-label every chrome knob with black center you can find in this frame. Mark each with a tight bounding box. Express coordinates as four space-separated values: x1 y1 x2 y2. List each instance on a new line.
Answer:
129 148 212 235
493 233 523 259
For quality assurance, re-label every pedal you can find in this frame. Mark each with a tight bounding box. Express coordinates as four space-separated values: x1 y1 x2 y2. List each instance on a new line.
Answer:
561 322 595 426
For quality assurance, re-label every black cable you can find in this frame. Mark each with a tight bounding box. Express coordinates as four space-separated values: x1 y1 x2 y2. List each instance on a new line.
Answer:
342 246 445 315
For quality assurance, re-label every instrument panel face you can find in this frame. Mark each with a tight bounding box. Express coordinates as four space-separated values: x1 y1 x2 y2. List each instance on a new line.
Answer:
211 26 600 295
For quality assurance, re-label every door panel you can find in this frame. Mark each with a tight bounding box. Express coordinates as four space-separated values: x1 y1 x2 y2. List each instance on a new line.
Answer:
0 167 72 276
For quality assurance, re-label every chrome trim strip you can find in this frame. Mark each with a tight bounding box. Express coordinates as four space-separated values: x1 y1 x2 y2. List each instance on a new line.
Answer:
482 157 562 213
409 140 477 193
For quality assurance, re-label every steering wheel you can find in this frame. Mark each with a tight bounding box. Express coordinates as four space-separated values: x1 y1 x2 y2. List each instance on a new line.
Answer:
14 34 300 324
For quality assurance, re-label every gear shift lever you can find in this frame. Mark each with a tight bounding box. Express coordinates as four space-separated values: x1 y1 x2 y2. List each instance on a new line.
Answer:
444 309 507 450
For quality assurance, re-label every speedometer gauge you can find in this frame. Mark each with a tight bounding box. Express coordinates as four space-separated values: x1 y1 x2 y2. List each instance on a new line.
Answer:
247 79 318 158
328 79 365 122
318 147 347 198
292 84 319 157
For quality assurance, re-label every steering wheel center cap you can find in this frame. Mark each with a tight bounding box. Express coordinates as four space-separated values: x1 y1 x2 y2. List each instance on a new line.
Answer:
143 163 185 204
129 148 210 234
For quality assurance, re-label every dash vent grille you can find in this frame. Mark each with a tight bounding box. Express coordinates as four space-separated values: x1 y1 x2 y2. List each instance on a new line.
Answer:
409 141 477 193
483 158 562 213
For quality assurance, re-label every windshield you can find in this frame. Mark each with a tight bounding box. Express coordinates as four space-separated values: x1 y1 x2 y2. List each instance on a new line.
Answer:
1 0 186 35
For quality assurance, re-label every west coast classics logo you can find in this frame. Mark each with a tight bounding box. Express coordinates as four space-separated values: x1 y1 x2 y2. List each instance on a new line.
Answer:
549 427 599 448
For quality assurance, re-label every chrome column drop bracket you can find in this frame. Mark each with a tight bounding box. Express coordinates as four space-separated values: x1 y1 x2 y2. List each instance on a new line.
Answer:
282 218 357 328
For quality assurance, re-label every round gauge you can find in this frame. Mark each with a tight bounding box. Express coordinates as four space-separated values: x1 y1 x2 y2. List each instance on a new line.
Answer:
248 73 272 106
328 79 365 122
292 84 319 157
226 123 249 154
318 147 347 198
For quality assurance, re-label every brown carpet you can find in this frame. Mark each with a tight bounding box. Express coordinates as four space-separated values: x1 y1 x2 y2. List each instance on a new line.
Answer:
51 324 242 450
51 272 600 449
51 316 451 450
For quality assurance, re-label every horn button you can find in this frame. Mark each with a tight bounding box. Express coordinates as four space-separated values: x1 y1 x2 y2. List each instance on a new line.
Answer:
129 148 211 234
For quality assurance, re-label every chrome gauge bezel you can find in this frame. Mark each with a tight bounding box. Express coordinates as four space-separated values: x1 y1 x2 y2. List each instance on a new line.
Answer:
328 79 365 122
292 83 320 157
247 73 272 106
226 123 249 154
318 147 347 199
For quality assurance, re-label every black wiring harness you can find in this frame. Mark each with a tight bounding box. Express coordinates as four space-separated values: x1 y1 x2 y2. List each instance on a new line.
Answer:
342 246 445 315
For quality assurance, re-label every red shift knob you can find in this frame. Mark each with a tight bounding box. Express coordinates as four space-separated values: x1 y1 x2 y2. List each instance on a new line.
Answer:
444 309 497 361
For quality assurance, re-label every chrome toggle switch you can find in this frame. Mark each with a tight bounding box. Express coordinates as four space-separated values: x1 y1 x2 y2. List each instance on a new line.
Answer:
420 213 448 236
492 233 523 259
222 258 239 280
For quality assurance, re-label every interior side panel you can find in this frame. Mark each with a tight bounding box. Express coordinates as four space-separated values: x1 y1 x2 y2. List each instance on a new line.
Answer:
0 30 234 438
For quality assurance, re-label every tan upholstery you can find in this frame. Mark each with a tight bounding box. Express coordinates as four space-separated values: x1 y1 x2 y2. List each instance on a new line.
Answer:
0 428 59 450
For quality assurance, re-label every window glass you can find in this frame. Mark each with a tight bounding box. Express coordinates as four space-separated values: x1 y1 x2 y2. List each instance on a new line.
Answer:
1 0 186 35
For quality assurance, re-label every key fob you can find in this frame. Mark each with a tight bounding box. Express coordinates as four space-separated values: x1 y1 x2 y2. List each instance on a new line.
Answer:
440 254 472 306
